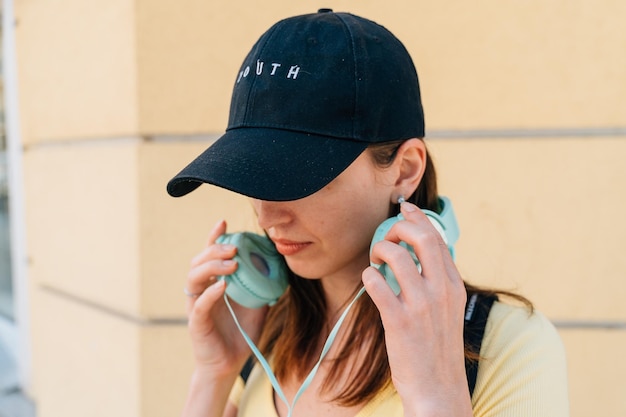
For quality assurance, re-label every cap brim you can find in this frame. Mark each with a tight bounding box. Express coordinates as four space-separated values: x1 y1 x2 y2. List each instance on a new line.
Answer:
166 127 369 201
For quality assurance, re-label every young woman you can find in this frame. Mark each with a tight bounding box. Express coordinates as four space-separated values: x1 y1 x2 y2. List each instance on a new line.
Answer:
167 10 569 417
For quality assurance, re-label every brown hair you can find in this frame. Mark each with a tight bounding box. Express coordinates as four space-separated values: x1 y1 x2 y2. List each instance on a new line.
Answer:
257 139 531 406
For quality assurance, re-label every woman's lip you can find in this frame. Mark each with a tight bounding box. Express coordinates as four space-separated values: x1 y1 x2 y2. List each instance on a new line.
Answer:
272 239 311 256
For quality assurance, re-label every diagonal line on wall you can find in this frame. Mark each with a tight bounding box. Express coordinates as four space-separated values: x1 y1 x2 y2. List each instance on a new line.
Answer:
39 284 188 327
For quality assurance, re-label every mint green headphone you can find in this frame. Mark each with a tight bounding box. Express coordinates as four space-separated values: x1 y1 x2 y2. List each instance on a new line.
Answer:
215 232 289 308
369 196 459 294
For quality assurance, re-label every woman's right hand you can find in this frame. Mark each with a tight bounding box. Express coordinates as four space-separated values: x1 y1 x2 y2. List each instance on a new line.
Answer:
184 219 268 379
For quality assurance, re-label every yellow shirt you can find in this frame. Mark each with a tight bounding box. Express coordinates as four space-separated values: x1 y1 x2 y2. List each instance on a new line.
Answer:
229 302 570 416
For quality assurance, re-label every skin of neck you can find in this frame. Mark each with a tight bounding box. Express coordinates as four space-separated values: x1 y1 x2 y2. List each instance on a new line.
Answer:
318 251 369 324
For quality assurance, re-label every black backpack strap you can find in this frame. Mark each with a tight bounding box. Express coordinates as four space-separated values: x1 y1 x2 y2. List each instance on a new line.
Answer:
239 356 255 383
463 292 498 397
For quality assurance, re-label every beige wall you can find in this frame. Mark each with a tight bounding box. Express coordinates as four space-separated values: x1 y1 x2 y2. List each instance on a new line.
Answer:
14 0 625 416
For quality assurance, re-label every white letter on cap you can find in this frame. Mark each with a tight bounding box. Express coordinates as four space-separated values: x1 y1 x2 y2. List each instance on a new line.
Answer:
256 60 264 75
287 65 301 79
270 63 281 75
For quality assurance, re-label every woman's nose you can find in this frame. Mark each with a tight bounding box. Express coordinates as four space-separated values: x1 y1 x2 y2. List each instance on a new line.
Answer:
252 199 292 230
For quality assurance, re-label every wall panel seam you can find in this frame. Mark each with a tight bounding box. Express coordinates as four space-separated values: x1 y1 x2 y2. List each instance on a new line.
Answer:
39 284 188 326
22 133 223 150
553 321 626 330
21 127 626 150
40 284 626 330
426 127 626 139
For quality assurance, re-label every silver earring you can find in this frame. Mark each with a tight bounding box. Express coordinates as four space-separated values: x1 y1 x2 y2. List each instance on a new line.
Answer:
397 196 406 204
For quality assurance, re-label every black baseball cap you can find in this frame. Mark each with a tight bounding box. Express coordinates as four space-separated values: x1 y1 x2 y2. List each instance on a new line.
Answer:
167 9 425 201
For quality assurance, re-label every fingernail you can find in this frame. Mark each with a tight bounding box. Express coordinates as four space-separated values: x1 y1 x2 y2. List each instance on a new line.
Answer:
222 260 236 266
401 201 417 212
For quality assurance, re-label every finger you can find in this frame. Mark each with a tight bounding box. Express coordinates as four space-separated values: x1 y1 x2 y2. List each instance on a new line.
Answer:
369 239 425 298
188 279 227 323
205 219 228 246
376 204 459 309
439 246 464 286
398 202 466 308
389 202 448 279
362 266 400 317
186 259 238 295
190 243 238 268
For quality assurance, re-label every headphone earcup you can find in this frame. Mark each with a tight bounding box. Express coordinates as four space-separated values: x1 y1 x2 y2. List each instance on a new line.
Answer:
216 233 289 308
369 208 452 295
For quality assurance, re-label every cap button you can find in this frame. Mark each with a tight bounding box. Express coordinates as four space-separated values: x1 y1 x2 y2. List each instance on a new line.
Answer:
318 8 333 13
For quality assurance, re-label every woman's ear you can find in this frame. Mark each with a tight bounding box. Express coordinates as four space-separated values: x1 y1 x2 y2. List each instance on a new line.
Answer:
392 138 426 197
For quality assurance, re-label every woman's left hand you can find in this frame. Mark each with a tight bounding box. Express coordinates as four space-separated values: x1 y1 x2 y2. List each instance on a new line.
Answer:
362 201 472 417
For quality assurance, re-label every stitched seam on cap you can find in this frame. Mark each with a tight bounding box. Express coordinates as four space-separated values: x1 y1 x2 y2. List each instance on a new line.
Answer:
334 13 359 139
243 20 284 124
